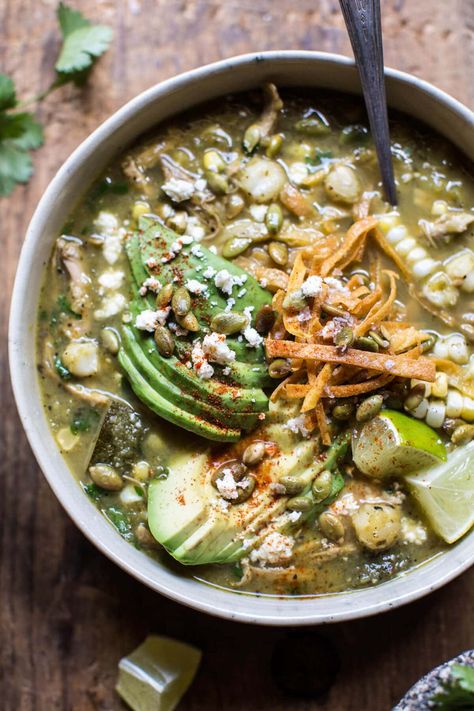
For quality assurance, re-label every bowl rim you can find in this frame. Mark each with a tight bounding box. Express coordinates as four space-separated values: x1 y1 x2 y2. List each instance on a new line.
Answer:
9 50 474 626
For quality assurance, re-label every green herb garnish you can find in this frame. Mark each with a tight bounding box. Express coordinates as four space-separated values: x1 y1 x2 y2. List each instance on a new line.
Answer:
57 294 81 319
70 406 101 434
105 507 131 537
83 482 103 502
0 3 112 196
431 664 474 710
54 354 72 380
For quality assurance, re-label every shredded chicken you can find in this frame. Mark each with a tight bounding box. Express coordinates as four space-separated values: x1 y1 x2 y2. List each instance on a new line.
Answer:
419 211 474 245
55 237 90 317
252 83 283 139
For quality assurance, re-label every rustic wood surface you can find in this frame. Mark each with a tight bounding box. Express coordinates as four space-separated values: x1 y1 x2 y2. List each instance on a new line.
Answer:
1 1 473 709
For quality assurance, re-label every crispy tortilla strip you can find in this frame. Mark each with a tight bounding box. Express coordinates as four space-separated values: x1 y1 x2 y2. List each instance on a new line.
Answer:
380 323 429 354
284 373 394 399
266 339 436 381
355 270 398 336
371 228 411 280
320 217 377 277
315 401 331 445
301 363 333 412
270 369 304 402
280 184 314 217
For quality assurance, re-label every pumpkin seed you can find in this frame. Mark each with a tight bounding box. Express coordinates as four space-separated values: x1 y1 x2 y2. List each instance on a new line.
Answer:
89 464 123 491
233 475 256 503
101 327 120 355
132 200 151 221
154 325 175 357
286 496 312 512
269 241 288 266
177 311 199 332
226 193 245 219
278 474 306 496
321 302 348 317
255 305 275 334
268 358 292 378
460 323 474 344
312 470 334 502
242 441 266 466
166 211 188 234
356 394 384 422
332 402 355 421
421 335 436 353
203 149 225 172
339 124 369 146
265 203 283 234
210 311 249 335
334 327 354 349
156 283 174 308
451 423 474 445
135 522 158 547
266 133 283 158
283 289 306 311
368 330 389 349
211 460 247 488
172 286 191 316
354 335 379 352
404 384 426 411
318 511 344 541
222 236 253 258
206 171 229 195
243 124 261 153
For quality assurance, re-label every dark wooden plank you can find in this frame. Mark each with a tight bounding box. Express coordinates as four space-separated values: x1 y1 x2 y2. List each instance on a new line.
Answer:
1 1 473 709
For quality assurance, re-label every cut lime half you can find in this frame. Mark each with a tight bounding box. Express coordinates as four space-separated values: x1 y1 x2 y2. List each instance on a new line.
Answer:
406 441 474 543
352 409 446 479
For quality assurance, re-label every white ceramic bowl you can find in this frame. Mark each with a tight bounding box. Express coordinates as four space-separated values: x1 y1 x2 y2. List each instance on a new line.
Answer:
9 51 474 625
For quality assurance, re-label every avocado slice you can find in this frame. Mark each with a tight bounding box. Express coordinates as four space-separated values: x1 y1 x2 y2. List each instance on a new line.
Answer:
147 434 320 565
121 326 259 431
118 350 241 443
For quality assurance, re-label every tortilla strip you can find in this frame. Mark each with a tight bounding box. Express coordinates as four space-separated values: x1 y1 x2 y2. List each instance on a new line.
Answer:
301 363 333 412
371 227 411 280
355 270 398 337
315 401 331 445
266 339 436 381
320 216 378 277
284 373 394 399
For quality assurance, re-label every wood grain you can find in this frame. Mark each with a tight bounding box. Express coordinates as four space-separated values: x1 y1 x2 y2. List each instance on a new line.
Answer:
1 1 473 709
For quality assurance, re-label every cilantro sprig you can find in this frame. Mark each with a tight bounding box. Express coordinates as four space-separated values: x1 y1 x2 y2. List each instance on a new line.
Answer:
0 3 112 196
431 663 474 710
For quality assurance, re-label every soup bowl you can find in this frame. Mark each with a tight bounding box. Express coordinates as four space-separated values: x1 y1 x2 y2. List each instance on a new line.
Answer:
9 51 474 625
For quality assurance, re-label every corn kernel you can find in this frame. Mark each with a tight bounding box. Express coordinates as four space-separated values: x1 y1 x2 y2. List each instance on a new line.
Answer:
132 200 151 220
426 400 446 429
411 398 429 419
395 237 418 257
461 397 474 422
446 389 463 418
386 225 408 244
432 372 448 399
431 199 448 216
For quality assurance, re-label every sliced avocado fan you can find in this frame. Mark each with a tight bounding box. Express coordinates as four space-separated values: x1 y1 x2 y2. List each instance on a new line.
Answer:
118 219 273 442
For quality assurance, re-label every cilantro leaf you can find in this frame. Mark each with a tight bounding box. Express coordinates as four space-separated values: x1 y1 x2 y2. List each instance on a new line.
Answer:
0 74 17 111
0 144 33 196
55 3 113 81
432 663 474 710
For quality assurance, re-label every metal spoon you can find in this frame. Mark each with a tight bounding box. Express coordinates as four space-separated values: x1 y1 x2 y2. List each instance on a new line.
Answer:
339 0 397 205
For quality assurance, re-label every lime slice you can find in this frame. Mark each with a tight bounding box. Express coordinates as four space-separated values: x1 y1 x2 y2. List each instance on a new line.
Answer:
352 409 446 478
406 441 474 543
116 636 201 711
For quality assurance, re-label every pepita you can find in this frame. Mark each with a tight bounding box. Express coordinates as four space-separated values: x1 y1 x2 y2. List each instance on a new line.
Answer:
368 330 389 349
156 283 174 308
278 474 306 496
332 402 355 421
226 193 246 219
265 203 283 234
268 358 292 378
451 423 474 445
354 335 379 352
210 311 249 335
334 327 354 349
206 171 229 195
266 133 283 158
255 304 275 334
318 511 345 541
295 114 331 135
269 241 288 266
211 460 247 488
177 311 199 332
89 464 124 491
356 394 384 422
203 149 226 173
286 496 312 512
222 236 253 258
154 325 175 357
283 289 306 311
242 441 266 466
312 470 333 502
101 327 120 355
172 286 191 317
166 211 188 234
321 302 348 317
243 124 261 153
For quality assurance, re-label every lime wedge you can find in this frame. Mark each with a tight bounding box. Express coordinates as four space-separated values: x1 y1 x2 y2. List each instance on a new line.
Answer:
352 409 446 479
116 636 201 711
406 441 474 543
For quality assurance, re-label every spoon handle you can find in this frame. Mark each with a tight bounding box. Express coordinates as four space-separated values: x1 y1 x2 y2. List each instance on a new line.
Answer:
339 0 397 205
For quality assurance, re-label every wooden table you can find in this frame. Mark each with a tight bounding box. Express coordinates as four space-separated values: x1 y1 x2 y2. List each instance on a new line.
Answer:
1 1 473 709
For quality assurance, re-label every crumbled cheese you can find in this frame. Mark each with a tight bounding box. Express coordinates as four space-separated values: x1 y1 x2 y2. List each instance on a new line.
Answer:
269 482 287 496
401 516 428 544
225 297 236 312
194 178 208 192
301 275 323 297
331 492 360 515
134 307 170 331
243 326 263 348
324 276 350 296
215 469 239 500
320 316 350 341
214 269 247 295
168 321 188 337
138 276 161 295
202 332 236 365
94 211 119 233
249 532 295 567
161 178 195 202
185 216 206 241
209 245 217 254
249 204 268 222
94 293 127 320
146 257 158 269
203 266 217 280
94 212 126 265
222 366 231 376
237 288 247 298
385 359 396 371
285 415 310 437
287 511 302 523
191 244 204 258
103 234 123 265
288 161 309 186
191 340 214 380
185 279 207 295
297 306 312 323
98 270 125 291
